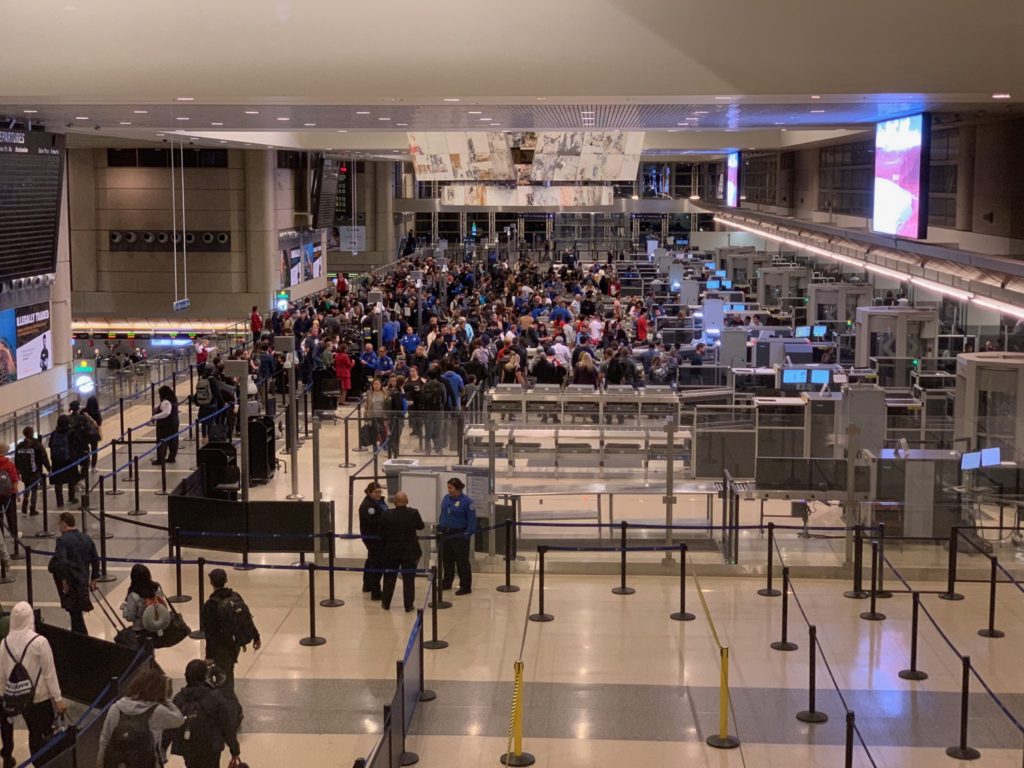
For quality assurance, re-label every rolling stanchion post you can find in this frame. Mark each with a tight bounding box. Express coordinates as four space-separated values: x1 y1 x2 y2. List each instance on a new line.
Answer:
339 414 354 468
423 567 449 650
118 397 125 439
303 388 310 438
189 557 206 640
843 524 868 599
757 521 781 597
431 532 451 609
0 553 13 585
705 646 740 749
96 479 116 584
859 543 886 621
33 473 54 539
940 526 964 600
124 429 134 482
499 659 535 767
187 395 194 441
24 545 33 604
150 381 156 411
770 567 798 651
795 625 828 723
945 656 981 760
611 520 635 596
417 609 437 701
168 527 191 604
107 440 122 496
844 711 855 768
496 519 519 593
155 447 169 496
978 555 1004 638
875 522 892 598
670 542 695 622
8 498 21 560
129 456 146 516
528 546 554 623
299 562 326 647
320 533 344 608
898 592 928 681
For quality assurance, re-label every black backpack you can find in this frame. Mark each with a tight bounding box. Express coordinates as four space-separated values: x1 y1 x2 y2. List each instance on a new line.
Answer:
194 378 215 407
171 694 218 759
420 380 446 412
69 414 95 453
214 592 258 650
103 704 157 768
2 637 40 717
14 442 37 477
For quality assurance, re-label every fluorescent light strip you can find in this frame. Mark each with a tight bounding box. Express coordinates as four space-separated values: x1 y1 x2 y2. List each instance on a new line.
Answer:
910 278 973 301
973 298 1024 319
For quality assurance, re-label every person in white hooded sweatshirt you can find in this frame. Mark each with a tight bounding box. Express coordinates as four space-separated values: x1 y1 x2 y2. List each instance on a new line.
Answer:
0 602 67 768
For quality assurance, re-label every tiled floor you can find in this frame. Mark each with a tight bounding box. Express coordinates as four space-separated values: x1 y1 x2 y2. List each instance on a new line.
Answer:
5 402 1024 767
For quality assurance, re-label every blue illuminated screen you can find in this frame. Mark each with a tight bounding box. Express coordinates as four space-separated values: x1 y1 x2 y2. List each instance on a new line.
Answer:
795 326 811 338
812 325 828 338
960 452 981 471
782 369 808 385
810 369 831 385
981 447 1001 467
706 280 721 290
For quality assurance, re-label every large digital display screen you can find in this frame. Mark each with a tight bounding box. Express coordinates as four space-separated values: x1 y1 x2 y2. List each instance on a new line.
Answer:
872 114 930 239
0 302 52 388
725 152 740 207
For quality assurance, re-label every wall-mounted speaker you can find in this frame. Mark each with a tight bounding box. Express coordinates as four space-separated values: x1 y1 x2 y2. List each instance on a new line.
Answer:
201 232 214 244
110 232 123 244
184 232 196 245
106 230 232 253
143 232 156 244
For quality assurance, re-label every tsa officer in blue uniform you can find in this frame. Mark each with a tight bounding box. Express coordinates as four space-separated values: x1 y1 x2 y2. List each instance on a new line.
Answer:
438 477 477 595
359 481 388 600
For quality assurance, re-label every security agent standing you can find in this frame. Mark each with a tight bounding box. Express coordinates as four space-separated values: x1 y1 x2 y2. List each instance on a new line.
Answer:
359 482 388 600
379 491 425 612
438 477 477 595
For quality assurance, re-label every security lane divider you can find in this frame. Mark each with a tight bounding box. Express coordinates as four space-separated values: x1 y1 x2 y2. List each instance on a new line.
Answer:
500 546 541 767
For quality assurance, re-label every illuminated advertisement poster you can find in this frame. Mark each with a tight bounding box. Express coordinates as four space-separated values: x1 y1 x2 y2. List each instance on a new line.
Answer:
873 114 930 239
278 249 289 288
289 247 302 286
0 309 16 386
15 302 51 378
312 243 324 278
725 152 740 208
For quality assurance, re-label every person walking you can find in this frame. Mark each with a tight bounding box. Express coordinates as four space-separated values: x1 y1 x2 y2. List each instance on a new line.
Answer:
169 659 243 768
438 477 477 595
0 602 68 768
97 666 184 768
151 385 180 465
47 512 99 635
15 427 50 516
47 415 78 507
67 400 98 489
386 376 407 459
84 395 103 468
121 564 167 632
420 370 448 454
200 568 260 721
365 377 388 449
358 482 388 601
379 491 425 612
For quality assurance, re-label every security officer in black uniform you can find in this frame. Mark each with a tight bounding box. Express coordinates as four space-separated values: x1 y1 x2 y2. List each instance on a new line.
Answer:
438 477 477 595
379 491 425 612
358 481 388 600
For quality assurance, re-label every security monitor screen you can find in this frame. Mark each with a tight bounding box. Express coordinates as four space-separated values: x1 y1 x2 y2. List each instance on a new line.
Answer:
715 270 727 278
706 280 721 290
795 326 811 338
782 369 808 385
810 369 831 385
704 262 717 270
873 114 929 239
721 280 733 290
960 452 981 471
812 325 828 338
981 447 1001 467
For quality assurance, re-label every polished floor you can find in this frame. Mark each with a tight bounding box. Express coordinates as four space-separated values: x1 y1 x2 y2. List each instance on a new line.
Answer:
3 399 1024 766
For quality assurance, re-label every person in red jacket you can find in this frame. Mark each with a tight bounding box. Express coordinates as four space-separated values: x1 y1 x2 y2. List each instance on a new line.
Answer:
0 442 22 554
249 305 263 345
333 342 355 404
636 311 648 343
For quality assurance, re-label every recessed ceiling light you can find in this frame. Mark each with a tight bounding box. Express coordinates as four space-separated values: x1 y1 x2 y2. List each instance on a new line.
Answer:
686 117 698 121
304 122 316 127
156 133 165 137
75 116 89 120
176 117 189 121
133 110 148 114
714 96 731 100
993 93 1012 99
468 111 482 115
479 118 492 121
811 95 821 100
668 129 678 132
23 109 38 114
491 123 501 127
176 97 194 102
677 122 687 126
119 121 132 125
244 110 259 115
695 111 709 115
211 122 223 126
337 130 347 133
356 111 370 115
276 117 290 121
396 123 408 126
774 122 785 125
580 111 595 115
536 97 547 101
810 109 826 113
443 98 460 102
378 117 391 121
244 143 253 147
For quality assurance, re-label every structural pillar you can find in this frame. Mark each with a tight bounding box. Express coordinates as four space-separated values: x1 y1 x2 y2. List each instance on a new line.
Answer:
244 150 279 308
375 162 395 262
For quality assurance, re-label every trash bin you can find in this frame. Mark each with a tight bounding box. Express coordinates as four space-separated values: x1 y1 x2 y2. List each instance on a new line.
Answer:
382 458 419 497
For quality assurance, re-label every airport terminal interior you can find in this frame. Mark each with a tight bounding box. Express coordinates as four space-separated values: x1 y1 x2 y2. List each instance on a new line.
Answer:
2 1 1024 766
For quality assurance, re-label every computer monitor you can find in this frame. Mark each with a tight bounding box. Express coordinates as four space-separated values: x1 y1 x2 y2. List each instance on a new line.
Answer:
704 261 717 270
981 447 1001 467
715 270 727 278
795 326 811 338
782 369 808 385
812 325 828 338
960 452 981 471
810 369 831 386
729 303 745 312
707 280 721 290
722 280 733 290
784 343 814 364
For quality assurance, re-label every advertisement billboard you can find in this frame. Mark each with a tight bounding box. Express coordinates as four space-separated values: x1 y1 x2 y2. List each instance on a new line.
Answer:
872 114 930 239
15 302 51 378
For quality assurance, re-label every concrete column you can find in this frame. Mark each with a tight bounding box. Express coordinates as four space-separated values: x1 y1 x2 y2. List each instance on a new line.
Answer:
955 124 975 232
52 155 73 368
374 162 395 261
244 150 279 307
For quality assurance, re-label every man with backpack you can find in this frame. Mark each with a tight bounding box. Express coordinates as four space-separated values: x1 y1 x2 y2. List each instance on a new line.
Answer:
67 401 98 496
194 369 223 438
48 512 99 635
200 569 260 719
15 427 49 517
0 602 67 768
169 659 243 768
420 368 448 455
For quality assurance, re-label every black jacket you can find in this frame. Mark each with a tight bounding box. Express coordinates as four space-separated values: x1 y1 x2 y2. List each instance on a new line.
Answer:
379 506 425 562
201 587 260 662
48 529 99 614
170 683 241 758
359 496 387 552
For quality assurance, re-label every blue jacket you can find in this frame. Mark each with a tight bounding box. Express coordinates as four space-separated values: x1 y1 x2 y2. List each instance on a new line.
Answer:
440 371 464 409
401 333 421 356
439 492 477 534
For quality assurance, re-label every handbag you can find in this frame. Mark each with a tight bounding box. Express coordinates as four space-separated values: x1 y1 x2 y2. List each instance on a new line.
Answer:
150 603 191 648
